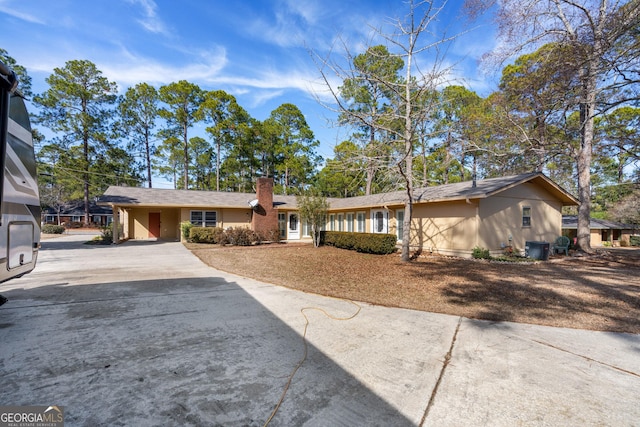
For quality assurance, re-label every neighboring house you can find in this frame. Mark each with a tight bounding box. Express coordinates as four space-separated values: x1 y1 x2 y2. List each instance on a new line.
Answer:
42 202 113 227
562 215 637 247
98 172 578 258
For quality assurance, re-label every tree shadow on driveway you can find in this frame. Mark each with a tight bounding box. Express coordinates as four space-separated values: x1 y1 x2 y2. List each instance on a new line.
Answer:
1 275 414 425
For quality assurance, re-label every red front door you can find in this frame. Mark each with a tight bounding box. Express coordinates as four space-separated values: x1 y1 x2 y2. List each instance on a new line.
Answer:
149 213 161 238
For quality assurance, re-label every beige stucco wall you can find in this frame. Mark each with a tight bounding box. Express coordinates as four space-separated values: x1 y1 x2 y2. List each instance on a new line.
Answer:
223 209 252 228
118 207 129 240
410 200 478 256
178 208 251 228
177 208 252 241
591 230 603 246
126 208 180 241
478 183 563 254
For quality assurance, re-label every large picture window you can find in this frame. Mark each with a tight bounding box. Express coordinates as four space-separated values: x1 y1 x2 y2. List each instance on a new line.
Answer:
190 210 217 227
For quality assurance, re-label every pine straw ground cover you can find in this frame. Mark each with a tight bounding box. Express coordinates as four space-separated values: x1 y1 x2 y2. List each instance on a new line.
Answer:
186 243 640 334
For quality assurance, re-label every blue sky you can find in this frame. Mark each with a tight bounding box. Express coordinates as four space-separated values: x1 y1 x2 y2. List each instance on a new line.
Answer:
1 0 499 187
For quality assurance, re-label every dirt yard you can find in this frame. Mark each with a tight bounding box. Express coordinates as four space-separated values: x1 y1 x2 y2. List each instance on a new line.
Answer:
187 244 640 334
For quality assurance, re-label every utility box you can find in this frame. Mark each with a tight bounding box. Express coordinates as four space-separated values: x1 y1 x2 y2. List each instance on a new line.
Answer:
525 241 550 260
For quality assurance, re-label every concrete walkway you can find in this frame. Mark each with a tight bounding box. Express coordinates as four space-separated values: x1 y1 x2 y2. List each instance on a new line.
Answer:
1 235 638 426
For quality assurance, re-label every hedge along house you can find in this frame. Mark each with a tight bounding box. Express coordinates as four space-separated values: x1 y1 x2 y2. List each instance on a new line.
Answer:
98 173 579 257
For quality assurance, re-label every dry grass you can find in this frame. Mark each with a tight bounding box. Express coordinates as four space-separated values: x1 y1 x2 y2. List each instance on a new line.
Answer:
187 243 640 334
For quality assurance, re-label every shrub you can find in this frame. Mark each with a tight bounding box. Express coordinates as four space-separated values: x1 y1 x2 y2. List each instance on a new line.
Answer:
180 221 193 241
41 224 65 234
225 227 256 246
472 246 491 259
620 239 629 247
323 231 397 255
190 227 222 244
100 227 113 244
259 228 281 243
190 226 261 246
630 236 640 247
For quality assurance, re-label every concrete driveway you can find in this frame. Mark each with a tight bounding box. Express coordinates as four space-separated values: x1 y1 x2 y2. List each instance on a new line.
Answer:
1 234 639 426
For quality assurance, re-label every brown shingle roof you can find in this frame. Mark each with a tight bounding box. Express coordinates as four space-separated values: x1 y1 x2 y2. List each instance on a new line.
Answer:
98 172 578 210
99 186 296 209
327 172 578 209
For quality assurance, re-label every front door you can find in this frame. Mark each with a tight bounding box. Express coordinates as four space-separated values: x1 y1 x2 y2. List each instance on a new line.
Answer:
288 212 300 240
149 212 161 238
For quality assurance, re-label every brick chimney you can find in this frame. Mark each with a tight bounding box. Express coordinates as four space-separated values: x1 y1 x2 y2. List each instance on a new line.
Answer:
251 177 278 236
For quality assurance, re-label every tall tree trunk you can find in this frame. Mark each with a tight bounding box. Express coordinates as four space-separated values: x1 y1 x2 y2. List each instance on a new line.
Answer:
365 126 375 195
145 127 152 188
401 37 414 262
576 73 596 252
183 123 189 190
216 140 221 191
83 108 90 227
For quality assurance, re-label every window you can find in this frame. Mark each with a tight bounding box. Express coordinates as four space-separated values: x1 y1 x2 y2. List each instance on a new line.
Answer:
371 210 387 233
357 212 365 233
190 210 217 227
346 213 354 232
329 214 336 231
278 213 286 239
522 207 531 227
337 213 344 231
302 220 311 237
289 213 298 231
396 210 404 241
204 211 216 227
375 212 384 232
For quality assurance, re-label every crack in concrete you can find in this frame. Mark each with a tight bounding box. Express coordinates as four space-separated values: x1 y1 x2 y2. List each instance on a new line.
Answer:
419 317 462 426
532 339 640 378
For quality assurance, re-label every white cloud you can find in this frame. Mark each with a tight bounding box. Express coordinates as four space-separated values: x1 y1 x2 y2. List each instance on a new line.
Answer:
283 0 323 25
97 46 228 90
0 1 45 24
248 89 284 108
125 0 169 36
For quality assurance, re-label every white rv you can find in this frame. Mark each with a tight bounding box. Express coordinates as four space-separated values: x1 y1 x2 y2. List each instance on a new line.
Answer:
0 60 40 287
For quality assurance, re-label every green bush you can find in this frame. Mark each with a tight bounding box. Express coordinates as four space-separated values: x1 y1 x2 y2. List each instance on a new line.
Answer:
258 228 281 243
472 246 491 259
190 227 223 244
323 231 397 255
225 227 256 246
41 224 65 234
180 221 193 241
190 226 261 246
100 227 113 244
630 236 640 247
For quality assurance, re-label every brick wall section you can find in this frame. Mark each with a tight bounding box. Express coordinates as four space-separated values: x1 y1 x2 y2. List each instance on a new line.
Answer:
251 177 278 235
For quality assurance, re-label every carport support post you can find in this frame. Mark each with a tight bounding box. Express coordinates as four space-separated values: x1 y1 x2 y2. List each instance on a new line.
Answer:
111 206 120 244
